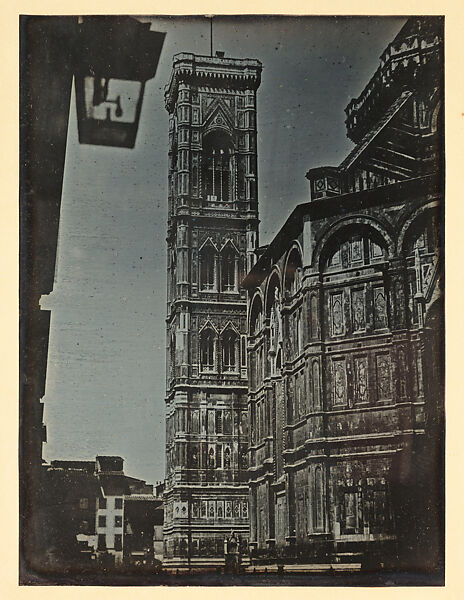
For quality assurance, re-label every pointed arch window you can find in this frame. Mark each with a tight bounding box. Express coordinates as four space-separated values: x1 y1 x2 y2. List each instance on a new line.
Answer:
222 329 238 372
199 245 216 291
200 329 215 372
202 130 232 202
221 245 237 292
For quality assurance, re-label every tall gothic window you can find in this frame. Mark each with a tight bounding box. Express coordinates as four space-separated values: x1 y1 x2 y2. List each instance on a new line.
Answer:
200 329 215 371
221 246 237 292
199 245 216 290
202 130 232 202
222 330 237 372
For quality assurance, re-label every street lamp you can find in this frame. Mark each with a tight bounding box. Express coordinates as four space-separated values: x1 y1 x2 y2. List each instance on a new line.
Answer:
74 16 165 148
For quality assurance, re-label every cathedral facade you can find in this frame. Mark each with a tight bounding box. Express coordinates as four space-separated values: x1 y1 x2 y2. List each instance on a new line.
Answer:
242 17 443 570
163 52 262 565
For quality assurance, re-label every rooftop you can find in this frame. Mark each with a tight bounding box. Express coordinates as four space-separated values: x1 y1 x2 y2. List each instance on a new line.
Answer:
165 51 262 112
344 17 443 142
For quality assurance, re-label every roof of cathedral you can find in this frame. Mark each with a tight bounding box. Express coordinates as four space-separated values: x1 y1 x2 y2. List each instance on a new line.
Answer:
339 90 413 172
344 16 443 142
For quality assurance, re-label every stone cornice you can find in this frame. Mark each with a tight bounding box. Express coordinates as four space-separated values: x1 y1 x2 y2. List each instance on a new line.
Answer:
165 53 262 112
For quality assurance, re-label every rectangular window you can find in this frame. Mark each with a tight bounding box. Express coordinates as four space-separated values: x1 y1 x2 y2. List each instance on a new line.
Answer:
114 534 122 551
97 534 106 550
79 497 89 510
114 498 123 509
98 515 106 528
99 497 107 509
114 515 122 528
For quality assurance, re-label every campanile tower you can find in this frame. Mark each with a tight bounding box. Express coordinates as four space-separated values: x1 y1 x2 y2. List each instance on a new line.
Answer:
163 52 262 565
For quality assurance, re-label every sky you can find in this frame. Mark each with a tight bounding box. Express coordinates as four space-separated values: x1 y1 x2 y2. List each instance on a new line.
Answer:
42 15 406 484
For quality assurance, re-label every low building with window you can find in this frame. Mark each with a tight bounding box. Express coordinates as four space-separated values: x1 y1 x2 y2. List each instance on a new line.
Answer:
41 456 162 570
242 16 443 571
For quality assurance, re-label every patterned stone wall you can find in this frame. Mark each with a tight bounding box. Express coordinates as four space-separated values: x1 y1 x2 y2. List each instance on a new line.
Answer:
163 53 262 565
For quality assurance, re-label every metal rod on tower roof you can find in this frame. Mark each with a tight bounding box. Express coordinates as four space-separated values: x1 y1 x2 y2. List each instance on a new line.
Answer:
210 16 213 57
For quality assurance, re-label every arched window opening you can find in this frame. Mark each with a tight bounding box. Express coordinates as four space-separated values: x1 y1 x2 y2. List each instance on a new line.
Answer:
199 246 216 291
324 228 387 273
221 246 237 292
222 330 237 372
249 295 263 336
284 248 303 296
202 130 233 202
200 329 215 371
